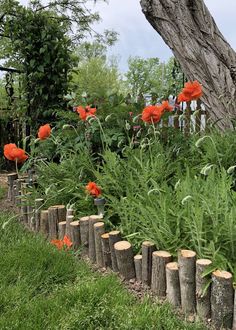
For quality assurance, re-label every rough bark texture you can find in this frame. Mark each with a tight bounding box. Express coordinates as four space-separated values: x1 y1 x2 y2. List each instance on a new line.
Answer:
40 210 49 237
166 262 181 307
65 209 74 236
151 251 172 297
94 222 105 267
7 173 18 201
89 215 103 263
109 230 122 272
178 249 196 314
35 198 44 232
114 241 135 280
101 233 112 268
134 255 142 282
69 220 81 250
140 0 236 130
196 259 212 321
79 216 90 255
233 289 236 330
142 241 155 286
58 221 66 240
211 270 234 329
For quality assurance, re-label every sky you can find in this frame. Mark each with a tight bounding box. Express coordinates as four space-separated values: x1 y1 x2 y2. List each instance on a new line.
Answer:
9 0 236 72
91 0 236 71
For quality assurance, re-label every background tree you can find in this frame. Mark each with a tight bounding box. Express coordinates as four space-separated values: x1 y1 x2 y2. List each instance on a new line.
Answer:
140 0 236 129
125 56 183 101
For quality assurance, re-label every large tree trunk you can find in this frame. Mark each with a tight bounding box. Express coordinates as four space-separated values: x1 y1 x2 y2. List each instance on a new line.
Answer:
140 0 236 130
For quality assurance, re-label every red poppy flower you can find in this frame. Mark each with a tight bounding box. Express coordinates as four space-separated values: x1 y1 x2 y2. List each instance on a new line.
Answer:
38 124 51 140
76 105 96 121
141 105 164 124
161 100 173 112
63 235 73 248
86 181 101 197
177 81 202 102
51 239 64 250
4 143 28 163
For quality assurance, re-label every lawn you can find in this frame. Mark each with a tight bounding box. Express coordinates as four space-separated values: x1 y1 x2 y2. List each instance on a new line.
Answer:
0 211 206 330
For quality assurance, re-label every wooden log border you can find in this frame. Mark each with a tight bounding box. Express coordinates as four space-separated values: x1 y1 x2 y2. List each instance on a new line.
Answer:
12 181 235 330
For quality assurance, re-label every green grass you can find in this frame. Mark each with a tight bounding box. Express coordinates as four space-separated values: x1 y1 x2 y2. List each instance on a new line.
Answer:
0 212 206 330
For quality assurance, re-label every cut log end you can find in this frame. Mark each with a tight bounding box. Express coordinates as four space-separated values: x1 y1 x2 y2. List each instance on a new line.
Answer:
213 270 232 279
70 220 80 227
114 241 131 251
94 222 104 229
153 250 172 258
180 249 196 258
166 262 178 270
142 241 155 247
196 259 212 266
109 230 121 236
134 255 142 261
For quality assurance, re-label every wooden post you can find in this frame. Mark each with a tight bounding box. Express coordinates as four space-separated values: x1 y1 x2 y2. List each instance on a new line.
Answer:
89 215 103 263
35 198 44 232
40 210 49 237
166 262 181 307
233 290 236 330
58 221 66 240
134 255 142 282
94 222 105 267
65 208 74 236
101 233 112 268
178 249 196 314
26 193 34 230
57 205 66 222
211 270 234 330
196 259 212 320
7 173 18 201
69 220 81 250
151 251 172 297
48 205 66 240
20 195 28 225
114 241 135 280
65 215 74 239
109 230 122 272
79 216 90 255
142 241 155 286
48 206 58 240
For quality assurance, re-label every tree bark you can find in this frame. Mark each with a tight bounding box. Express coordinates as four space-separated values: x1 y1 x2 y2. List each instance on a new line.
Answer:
140 0 236 129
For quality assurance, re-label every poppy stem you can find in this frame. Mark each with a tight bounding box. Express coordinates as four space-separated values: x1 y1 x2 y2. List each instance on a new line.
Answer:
15 159 19 177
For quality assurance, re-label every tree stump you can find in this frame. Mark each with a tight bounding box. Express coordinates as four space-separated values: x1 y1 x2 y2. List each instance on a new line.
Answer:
35 198 44 232
69 220 80 250
142 241 155 286
7 173 18 201
114 241 135 280
233 289 236 330
166 262 181 307
94 222 105 267
178 249 196 314
65 215 74 239
211 270 234 329
65 208 74 236
109 230 122 272
89 215 103 263
151 251 172 297
48 205 66 240
101 233 112 268
58 221 66 240
134 255 142 282
196 259 212 320
79 216 90 255
40 210 49 237
48 206 58 240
